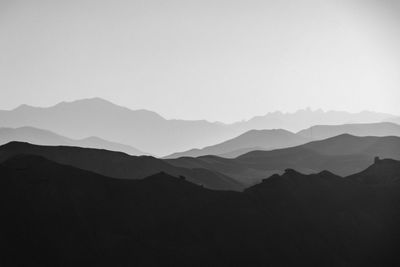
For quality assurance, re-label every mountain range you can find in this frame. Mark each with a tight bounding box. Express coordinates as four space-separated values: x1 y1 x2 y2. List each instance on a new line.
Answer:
0 141 243 191
165 129 311 158
2 134 400 188
0 98 398 156
1 154 400 266
167 134 400 186
0 126 147 155
167 122 400 158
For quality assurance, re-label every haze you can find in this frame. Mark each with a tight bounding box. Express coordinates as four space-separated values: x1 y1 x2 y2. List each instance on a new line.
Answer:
1 0 399 123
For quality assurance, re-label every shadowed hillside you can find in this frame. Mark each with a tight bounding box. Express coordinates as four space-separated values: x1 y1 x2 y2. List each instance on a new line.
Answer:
1 155 400 266
0 142 243 191
167 135 400 185
347 157 400 185
166 129 311 158
168 122 400 159
298 122 400 140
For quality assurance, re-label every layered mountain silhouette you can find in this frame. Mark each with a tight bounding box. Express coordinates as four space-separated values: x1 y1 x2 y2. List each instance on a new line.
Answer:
0 126 147 155
233 108 398 132
0 142 243 191
167 134 400 186
1 134 397 189
166 129 311 158
1 154 400 266
167 122 400 158
0 98 236 156
0 98 397 156
298 122 400 140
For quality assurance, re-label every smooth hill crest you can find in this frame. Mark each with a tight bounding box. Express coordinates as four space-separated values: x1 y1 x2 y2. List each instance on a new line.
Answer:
165 129 312 158
166 122 400 159
0 126 147 156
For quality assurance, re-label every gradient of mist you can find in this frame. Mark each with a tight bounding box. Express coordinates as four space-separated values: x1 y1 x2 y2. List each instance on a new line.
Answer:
1 0 399 122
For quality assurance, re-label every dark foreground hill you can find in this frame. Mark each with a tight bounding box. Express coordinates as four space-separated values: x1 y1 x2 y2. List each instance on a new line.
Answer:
0 142 243 191
1 155 400 266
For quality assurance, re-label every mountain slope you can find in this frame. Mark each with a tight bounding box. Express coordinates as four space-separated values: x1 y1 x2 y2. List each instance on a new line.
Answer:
233 108 396 132
0 98 237 156
346 157 400 185
1 155 400 266
297 122 400 140
0 98 397 156
167 135 400 185
166 129 311 158
0 126 147 155
168 122 400 159
0 142 243 191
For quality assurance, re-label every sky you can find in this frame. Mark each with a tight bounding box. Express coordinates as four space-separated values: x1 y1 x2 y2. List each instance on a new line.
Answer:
0 0 400 123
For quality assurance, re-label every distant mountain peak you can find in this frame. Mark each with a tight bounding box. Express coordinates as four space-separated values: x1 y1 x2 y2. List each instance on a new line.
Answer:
13 104 35 111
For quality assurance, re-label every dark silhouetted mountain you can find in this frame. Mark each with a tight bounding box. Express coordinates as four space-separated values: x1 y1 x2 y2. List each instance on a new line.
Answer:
0 98 397 156
0 126 147 155
165 129 311 159
297 122 400 140
1 155 400 266
0 142 243 191
167 135 400 185
346 157 400 185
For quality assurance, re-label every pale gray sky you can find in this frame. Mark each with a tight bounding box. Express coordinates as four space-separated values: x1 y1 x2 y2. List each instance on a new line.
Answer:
1 0 400 122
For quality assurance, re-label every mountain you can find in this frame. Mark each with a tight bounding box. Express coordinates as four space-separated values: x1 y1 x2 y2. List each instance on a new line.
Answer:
0 126 147 155
165 129 311 159
0 98 397 156
346 157 400 185
0 142 243 191
0 98 238 156
1 155 400 266
167 134 400 185
168 122 400 159
297 122 400 140
233 108 397 132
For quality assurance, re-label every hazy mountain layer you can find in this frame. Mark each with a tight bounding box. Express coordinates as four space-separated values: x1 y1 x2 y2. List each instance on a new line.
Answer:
0 142 243 191
0 98 396 156
297 122 400 140
2 134 399 188
1 155 400 266
167 122 400 159
165 129 311 158
167 134 400 185
0 126 147 155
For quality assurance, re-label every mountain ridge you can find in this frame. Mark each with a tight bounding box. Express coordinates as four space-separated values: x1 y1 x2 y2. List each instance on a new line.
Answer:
1 98 398 156
0 141 243 191
1 154 400 265
0 126 148 156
